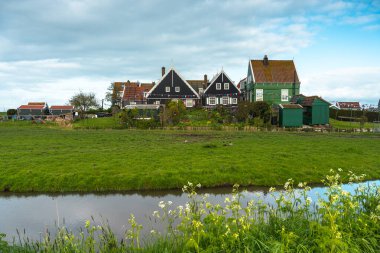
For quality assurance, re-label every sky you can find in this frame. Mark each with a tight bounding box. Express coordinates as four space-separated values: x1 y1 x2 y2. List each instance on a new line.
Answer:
0 0 379 110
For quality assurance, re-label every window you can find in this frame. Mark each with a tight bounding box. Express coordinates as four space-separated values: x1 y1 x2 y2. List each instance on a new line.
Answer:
155 101 160 105
281 89 288 101
198 88 204 95
165 87 170 92
256 89 263 101
222 97 229 105
232 98 238 104
143 92 147 98
224 83 229 90
175 87 180 92
209 97 216 105
216 83 221 90
185 99 193 107
130 101 136 105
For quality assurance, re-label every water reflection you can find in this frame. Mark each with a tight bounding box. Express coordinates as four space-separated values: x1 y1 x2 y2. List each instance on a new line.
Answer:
0 180 378 242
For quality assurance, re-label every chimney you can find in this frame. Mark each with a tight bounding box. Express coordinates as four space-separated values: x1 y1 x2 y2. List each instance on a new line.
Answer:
204 74 208 88
263 55 269 65
161 67 165 77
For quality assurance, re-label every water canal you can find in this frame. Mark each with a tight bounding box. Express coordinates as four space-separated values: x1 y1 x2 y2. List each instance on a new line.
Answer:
0 180 379 241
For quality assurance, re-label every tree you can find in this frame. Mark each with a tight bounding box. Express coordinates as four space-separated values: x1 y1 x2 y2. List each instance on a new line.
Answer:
105 82 124 107
166 100 186 125
251 101 271 123
6 109 17 116
69 92 99 118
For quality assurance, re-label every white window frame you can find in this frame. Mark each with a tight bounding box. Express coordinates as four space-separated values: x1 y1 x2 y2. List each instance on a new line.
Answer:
185 99 193 107
209 97 216 105
232 98 238 104
155 101 160 105
175 86 180 92
281 89 288 102
216 83 221 90
165 87 170 92
198 88 203 94
256 89 263 101
143 92 148 98
224 83 229 90
222 96 229 105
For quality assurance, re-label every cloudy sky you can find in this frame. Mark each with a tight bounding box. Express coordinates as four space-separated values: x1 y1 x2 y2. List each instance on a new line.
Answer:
0 0 379 109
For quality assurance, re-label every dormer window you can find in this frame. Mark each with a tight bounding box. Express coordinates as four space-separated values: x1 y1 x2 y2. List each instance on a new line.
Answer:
165 87 170 92
216 83 221 90
224 83 229 90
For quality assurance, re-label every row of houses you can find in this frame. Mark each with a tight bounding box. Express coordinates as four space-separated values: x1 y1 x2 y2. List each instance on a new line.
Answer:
115 67 240 108
114 56 303 108
111 55 332 126
17 102 74 119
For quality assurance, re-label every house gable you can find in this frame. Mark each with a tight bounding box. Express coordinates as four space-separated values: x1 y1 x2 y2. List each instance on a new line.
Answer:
204 70 240 96
147 69 200 99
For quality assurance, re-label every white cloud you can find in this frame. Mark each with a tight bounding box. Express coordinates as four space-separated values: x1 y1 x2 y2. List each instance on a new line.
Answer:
0 0 379 109
302 67 380 105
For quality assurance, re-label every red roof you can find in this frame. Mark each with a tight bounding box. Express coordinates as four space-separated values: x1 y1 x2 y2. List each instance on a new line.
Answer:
18 105 44 109
336 102 361 109
122 82 153 101
28 102 46 105
50 105 74 110
251 56 299 83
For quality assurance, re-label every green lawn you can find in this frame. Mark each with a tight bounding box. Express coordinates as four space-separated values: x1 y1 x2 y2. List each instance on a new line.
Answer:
0 124 379 192
329 118 376 129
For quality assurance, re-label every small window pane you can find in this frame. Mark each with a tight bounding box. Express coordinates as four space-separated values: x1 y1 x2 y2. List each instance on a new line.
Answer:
175 87 180 92
165 87 170 92
224 83 229 90
216 83 221 90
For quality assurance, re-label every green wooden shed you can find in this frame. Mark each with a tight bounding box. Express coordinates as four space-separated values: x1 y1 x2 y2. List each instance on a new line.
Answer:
279 104 303 127
292 95 330 125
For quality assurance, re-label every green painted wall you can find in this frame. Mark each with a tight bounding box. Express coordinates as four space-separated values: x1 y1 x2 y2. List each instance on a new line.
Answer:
311 100 329 125
279 107 303 127
247 82 300 104
302 99 330 125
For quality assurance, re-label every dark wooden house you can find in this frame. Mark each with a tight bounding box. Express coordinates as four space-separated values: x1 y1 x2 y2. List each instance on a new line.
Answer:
147 68 200 107
50 105 74 116
203 70 240 106
17 103 49 119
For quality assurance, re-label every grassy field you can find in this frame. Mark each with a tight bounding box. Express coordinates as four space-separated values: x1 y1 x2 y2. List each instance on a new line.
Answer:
329 118 376 129
0 124 379 192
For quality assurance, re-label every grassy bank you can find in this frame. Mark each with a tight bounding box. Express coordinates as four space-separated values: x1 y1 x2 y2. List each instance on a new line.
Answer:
1 172 379 252
0 124 379 192
329 118 375 129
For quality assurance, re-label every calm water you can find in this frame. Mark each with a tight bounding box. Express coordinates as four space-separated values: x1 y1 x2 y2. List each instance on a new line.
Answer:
0 180 379 241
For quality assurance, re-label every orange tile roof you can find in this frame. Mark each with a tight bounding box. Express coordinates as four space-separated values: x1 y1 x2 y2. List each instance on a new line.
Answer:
50 105 74 110
251 59 300 83
28 102 46 105
18 105 45 109
122 83 153 101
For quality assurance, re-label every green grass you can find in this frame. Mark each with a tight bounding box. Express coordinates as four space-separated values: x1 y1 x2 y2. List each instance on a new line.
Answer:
329 118 375 129
73 117 123 129
0 123 379 193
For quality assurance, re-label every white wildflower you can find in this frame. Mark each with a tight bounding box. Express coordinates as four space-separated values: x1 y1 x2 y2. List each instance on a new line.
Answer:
158 201 165 209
